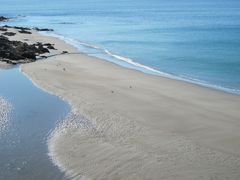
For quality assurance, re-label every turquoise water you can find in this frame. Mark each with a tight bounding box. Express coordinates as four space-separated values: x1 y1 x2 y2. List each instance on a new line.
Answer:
1 0 240 93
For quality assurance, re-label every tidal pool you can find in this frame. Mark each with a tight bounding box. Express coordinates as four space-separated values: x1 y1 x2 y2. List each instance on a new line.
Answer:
0 67 70 179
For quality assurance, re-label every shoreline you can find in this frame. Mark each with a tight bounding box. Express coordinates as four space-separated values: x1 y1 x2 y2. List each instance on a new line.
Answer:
42 32 240 95
1 23 239 95
16 29 240 179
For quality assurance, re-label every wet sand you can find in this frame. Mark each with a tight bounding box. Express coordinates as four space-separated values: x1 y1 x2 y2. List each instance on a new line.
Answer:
16 30 240 179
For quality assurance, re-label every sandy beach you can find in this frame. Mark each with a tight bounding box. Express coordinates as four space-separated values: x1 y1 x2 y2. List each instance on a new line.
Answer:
3 28 238 179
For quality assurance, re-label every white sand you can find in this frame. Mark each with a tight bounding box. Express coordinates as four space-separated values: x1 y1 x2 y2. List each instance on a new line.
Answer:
8 29 240 180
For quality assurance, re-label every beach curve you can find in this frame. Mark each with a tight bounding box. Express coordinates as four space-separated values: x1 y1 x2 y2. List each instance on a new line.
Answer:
18 30 240 179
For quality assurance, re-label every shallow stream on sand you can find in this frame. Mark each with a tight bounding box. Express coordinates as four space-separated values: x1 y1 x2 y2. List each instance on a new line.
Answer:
0 67 70 179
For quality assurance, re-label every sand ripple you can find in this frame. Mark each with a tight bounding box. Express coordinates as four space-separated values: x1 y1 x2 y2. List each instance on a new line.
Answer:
48 110 240 180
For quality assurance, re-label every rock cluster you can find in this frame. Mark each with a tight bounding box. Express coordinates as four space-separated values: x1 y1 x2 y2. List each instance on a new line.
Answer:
34 27 54 32
43 43 56 50
0 27 7 31
0 16 9 22
0 35 53 64
2 32 16 36
18 29 32 34
0 16 57 64
3 25 30 30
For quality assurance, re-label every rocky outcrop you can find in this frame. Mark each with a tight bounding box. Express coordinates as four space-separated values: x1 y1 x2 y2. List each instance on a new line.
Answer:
0 16 9 22
2 32 16 36
0 35 52 64
3 25 31 31
0 24 58 64
0 27 7 31
43 43 56 50
34 27 54 32
18 29 32 34
62 51 68 54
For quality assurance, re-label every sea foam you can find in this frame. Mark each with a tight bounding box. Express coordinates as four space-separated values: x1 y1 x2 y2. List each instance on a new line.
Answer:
40 31 240 95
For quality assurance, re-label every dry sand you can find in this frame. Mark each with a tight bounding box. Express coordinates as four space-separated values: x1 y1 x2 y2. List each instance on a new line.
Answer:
7 29 240 180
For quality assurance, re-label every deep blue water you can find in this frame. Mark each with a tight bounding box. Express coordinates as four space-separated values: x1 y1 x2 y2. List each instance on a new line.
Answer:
1 0 240 93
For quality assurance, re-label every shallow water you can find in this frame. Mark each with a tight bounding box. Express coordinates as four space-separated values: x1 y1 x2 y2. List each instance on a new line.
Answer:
0 67 70 179
1 0 240 94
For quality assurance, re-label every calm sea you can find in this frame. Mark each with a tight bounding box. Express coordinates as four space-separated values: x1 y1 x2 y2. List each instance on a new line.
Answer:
1 0 240 93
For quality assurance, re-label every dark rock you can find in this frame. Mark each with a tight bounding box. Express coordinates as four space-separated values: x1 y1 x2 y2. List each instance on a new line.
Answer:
62 51 68 54
34 27 54 31
12 26 31 31
39 55 47 59
2 25 11 28
0 27 7 31
43 43 52 46
21 51 36 59
36 43 50 54
0 16 9 22
3 25 31 31
43 43 56 50
0 35 50 64
18 29 32 34
47 44 56 50
2 25 53 32
3 32 16 36
11 61 17 65
0 35 8 41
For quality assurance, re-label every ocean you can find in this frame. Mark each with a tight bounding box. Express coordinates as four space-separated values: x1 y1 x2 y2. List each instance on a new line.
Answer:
1 0 240 94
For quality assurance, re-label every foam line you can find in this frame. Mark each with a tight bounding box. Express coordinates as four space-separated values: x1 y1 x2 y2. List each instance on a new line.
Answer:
40 31 240 95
